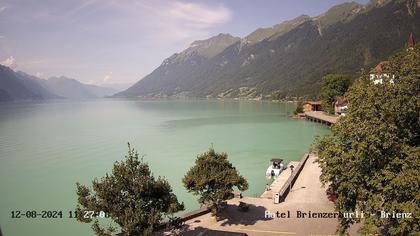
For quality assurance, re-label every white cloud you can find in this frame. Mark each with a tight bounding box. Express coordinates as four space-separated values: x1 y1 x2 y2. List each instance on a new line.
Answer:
157 2 232 41
158 2 232 43
103 71 113 83
1 56 16 69
113 1 232 43
168 2 231 27
0 36 5 39
35 72 44 78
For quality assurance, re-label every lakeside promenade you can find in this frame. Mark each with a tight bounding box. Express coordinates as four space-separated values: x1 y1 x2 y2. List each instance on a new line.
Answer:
157 154 359 235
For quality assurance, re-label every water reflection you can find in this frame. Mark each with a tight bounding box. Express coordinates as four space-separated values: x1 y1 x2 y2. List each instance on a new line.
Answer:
161 114 291 130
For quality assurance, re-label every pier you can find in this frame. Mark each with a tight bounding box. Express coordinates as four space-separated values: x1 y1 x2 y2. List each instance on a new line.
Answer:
305 111 338 125
163 153 361 236
260 161 300 199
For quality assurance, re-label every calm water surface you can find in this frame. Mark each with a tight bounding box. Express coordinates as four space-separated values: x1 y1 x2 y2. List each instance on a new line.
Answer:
0 99 329 235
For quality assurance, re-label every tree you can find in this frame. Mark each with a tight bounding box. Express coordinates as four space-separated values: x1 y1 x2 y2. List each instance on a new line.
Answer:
75 143 184 236
294 100 304 115
182 148 248 217
320 74 352 114
314 45 420 235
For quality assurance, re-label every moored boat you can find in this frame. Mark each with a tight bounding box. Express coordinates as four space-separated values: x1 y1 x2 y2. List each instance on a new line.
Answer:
266 158 286 178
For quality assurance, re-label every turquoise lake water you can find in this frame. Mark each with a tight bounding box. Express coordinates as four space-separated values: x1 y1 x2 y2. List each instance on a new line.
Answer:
0 99 329 235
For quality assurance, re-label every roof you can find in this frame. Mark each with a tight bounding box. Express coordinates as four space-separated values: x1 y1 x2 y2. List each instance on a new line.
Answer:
408 32 415 47
270 158 283 162
304 101 321 105
374 61 389 73
335 96 348 106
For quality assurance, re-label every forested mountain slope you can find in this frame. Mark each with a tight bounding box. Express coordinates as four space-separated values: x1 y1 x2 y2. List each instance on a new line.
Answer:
116 0 420 99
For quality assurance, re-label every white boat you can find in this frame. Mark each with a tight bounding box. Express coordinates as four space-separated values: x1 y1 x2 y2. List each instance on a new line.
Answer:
266 158 286 178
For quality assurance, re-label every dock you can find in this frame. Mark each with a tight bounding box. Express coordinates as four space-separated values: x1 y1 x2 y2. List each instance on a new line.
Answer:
305 111 338 125
260 161 300 199
167 153 363 236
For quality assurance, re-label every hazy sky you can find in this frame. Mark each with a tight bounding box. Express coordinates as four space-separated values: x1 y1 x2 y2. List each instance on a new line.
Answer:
0 0 368 85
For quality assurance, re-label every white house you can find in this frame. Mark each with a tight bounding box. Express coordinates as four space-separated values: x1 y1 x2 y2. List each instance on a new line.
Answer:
369 61 394 85
369 33 415 85
334 97 348 116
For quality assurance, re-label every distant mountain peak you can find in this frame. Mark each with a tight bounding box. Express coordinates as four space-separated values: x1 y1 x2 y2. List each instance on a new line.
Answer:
161 33 240 67
0 65 60 101
189 33 237 47
313 1 364 29
42 76 117 99
244 15 311 44
184 33 240 58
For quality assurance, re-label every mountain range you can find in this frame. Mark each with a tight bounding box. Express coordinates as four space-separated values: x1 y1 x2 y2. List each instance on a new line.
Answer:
115 0 420 99
1 0 419 102
37 76 117 99
0 65 117 102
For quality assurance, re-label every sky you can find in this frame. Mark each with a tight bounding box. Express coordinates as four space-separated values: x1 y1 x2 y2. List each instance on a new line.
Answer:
0 0 369 86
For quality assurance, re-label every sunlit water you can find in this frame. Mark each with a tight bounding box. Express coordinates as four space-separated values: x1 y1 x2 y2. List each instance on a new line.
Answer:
0 99 329 235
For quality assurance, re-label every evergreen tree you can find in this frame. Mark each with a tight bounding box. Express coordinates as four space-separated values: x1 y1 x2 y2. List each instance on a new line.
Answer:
320 74 351 114
314 45 420 235
75 143 184 236
294 100 304 115
183 148 248 217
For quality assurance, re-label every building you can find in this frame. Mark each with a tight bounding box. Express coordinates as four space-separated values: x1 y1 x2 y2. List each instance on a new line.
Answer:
334 96 348 116
303 101 322 112
369 61 394 84
370 33 415 84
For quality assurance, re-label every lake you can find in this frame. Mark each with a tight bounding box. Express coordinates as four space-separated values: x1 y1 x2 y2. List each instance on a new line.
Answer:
0 99 329 235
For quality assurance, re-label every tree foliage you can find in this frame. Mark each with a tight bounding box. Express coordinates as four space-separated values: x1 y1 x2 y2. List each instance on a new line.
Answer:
320 74 351 114
182 148 248 216
294 100 304 115
314 45 420 235
75 143 184 236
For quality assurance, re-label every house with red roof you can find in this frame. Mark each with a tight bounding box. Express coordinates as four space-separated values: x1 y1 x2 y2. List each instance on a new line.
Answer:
369 33 415 85
369 60 394 84
334 96 348 116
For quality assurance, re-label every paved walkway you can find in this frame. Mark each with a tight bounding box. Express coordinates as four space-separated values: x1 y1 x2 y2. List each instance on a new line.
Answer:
157 154 360 235
260 161 299 199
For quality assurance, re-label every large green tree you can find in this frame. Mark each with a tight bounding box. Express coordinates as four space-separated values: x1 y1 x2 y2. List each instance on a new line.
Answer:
320 74 352 114
183 148 248 217
314 45 419 235
75 143 184 236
